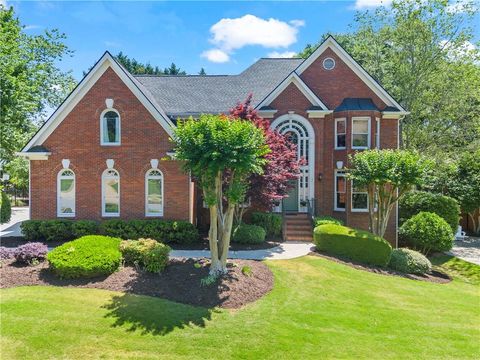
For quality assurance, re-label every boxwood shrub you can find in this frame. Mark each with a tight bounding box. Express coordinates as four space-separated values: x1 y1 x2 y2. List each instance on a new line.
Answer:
389 248 432 275
120 238 170 273
71 220 98 238
47 235 122 278
21 220 46 241
39 220 74 242
232 224 266 244
399 191 460 233
250 212 282 238
399 211 454 255
314 216 344 227
314 224 392 267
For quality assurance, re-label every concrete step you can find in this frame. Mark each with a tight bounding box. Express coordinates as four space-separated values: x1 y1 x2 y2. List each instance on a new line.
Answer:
286 229 313 236
286 235 313 241
287 223 314 231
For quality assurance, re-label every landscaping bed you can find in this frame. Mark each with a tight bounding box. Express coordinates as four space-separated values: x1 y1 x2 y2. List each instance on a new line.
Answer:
310 251 451 283
0 258 273 309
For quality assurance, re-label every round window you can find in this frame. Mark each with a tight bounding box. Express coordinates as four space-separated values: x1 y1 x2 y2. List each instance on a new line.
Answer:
323 57 335 70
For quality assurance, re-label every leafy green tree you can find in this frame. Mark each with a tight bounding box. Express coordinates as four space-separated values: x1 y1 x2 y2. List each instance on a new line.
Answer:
299 0 479 156
4 157 29 194
173 115 268 275
114 51 164 75
0 6 76 161
163 62 186 75
348 149 432 238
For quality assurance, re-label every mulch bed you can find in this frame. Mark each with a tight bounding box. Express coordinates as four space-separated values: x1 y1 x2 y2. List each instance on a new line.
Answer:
309 251 451 284
0 258 274 309
0 236 282 251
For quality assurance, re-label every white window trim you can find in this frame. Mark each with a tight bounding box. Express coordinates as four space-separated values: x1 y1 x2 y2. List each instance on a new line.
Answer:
102 168 120 217
375 117 380 149
323 57 336 70
57 169 75 217
334 170 346 212
334 118 346 150
351 116 371 150
100 108 121 146
145 169 164 217
351 180 369 213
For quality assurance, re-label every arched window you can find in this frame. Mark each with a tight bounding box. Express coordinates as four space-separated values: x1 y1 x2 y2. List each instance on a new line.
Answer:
145 169 163 216
57 169 75 217
101 109 120 145
102 169 120 216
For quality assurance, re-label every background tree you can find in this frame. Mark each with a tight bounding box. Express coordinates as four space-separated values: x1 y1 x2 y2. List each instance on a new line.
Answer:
198 67 207 75
163 62 186 75
348 149 432 238
0 6 76 161
173 115 268 275
229 94 301 223
298 0 479 156
4 157 29 201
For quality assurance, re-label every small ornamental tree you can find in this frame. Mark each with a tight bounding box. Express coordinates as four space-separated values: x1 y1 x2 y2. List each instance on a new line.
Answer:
173 114 268 275
229 94 301 222
348 149 432 238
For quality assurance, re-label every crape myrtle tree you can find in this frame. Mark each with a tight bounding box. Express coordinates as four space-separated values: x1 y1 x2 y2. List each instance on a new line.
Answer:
173 114 269 275
229 94 302 223
348 149 432 238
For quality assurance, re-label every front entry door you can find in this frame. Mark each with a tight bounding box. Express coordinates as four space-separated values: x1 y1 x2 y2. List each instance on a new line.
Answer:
283 180 298 212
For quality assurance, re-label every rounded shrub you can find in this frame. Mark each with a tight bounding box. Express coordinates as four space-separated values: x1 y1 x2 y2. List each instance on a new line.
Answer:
250 212 282 238
399 212 454 255
314 224 392 267
232 224 266 244
389 248 432 275
314 216 344 227
120 238 170 273
21 220 46 241
47 235 122 278
399 191 460 233
0 191 11 224
39 220 74 242
13 242 48 264
72 220 98 238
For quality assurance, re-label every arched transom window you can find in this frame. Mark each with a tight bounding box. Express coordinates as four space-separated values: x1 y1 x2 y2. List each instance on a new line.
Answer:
101 110 120 145
102 169 120 216
145 169 164 216
57 169 75 217
276 118 310 164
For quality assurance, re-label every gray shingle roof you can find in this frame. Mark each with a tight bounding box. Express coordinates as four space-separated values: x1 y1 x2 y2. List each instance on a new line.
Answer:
134 58 303 118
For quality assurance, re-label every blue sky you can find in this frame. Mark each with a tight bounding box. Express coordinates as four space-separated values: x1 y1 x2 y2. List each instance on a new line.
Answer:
6 0 480 80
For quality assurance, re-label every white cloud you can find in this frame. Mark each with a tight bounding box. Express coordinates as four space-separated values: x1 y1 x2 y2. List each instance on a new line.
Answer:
446 0 476 13
267 51 297 58
439 39 477 59
201 49 230 63
0 0 7 8
201 14 304 63
354 0 392 9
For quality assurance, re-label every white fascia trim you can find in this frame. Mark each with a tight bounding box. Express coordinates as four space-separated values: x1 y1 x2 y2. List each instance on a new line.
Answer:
16 152 51 160
256 72 329 111
296 36 407 113
21 52 174 152
382 111 409 119
257 110 278 119
307 110 333 118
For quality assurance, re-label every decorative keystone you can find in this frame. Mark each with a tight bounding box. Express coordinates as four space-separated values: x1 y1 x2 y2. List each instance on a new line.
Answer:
150 159 159 169
62 159 70 169
106 159 114 169
105 98 114 109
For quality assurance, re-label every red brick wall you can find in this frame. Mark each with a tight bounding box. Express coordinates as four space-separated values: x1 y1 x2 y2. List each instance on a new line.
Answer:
30 67 190 221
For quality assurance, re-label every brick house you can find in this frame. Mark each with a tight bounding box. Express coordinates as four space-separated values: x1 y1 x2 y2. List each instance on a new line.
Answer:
18 36 407 246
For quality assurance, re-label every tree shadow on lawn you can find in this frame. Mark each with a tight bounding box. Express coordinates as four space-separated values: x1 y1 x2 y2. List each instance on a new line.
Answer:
102 292 216 336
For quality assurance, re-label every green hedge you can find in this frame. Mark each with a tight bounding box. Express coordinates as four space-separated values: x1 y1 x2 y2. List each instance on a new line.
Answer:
0 191 11 224
100 219 198 244
399 191 460 233
21 219 198 244
313 216 344 227
399 212 454 255
120 238 170 273
389 248 432 275
232 224 266 244
314 224 392 267
47 235 122 278
250 212 282 238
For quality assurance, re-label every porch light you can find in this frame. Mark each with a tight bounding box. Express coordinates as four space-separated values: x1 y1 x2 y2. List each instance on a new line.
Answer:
336 161 344 169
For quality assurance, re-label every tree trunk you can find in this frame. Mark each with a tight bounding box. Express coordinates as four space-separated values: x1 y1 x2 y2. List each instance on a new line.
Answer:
219 203 236 268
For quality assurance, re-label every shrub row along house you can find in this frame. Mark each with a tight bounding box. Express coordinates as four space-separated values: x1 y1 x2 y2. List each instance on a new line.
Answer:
18 36 407 246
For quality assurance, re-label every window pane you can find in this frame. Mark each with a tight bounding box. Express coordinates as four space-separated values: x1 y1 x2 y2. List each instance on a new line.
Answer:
337 176 346 193
337 134 346 148
337 193 346 209
103 111 119 143
352 134 368 147
352 193 368 209
353 119 368 133
336 120 345 134
104 178 119 213
59 179 74 214
147 178 162 214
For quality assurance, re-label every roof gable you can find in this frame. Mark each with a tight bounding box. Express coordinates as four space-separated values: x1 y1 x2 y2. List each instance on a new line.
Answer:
296 36 407 113
20 52 174 153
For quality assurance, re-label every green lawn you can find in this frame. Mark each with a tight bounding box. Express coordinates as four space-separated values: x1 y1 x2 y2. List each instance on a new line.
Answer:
1 255 479 359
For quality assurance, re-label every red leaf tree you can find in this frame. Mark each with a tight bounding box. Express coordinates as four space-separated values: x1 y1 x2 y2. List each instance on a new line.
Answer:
229 94 302 222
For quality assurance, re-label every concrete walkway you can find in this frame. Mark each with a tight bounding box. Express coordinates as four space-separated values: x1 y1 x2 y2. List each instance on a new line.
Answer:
448 237 480 265
171 241 315 260
0 207 29 238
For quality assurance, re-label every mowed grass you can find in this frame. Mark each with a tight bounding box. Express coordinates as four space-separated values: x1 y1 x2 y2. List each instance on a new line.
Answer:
1 255 479 359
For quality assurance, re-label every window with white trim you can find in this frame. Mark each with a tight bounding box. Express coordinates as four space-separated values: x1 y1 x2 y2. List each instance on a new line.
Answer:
57 169 75 217
351 117 370 149
102 169 120 216
334 170 346 211
335 118 346 149
375 118 380 149
145 169 163 216
351 180 369 212
101 110 120 145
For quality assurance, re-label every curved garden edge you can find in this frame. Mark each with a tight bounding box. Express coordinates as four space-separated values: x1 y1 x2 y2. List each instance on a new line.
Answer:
0 258 274 309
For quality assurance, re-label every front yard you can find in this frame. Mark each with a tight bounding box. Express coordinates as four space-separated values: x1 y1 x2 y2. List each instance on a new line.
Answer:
1 255 479 359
